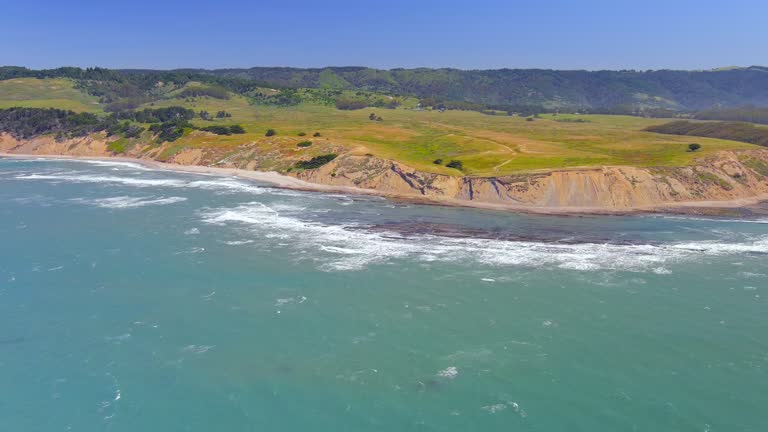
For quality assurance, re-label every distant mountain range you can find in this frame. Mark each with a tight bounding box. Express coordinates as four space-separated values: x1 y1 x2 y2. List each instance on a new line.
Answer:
177 66 768 111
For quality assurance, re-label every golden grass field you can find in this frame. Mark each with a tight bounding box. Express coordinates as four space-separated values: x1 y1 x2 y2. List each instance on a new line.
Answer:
2 78 760 176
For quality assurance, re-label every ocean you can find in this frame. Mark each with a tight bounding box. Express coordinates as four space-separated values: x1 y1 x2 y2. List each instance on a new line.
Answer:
1 157 766 431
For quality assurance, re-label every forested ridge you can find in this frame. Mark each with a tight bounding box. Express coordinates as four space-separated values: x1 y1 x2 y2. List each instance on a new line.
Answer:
3 65 768 112
191 66 768 110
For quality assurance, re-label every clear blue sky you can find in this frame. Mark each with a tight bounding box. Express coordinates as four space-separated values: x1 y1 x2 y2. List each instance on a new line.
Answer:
1 0 764 71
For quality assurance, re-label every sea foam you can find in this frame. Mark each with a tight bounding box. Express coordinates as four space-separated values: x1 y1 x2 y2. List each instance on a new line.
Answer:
16 167 768 273
200 201 768 272
72 196 187 209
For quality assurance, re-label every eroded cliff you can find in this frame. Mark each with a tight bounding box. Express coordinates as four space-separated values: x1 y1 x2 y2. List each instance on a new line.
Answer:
4 132 768 210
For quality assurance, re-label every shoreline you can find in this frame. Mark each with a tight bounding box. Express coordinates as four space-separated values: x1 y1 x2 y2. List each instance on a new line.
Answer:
2 152 768 217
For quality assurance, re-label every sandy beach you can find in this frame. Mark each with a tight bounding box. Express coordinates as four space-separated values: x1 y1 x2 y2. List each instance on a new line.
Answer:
3 152 768 216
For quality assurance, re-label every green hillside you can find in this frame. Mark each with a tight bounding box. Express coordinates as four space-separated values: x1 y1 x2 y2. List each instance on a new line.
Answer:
0 75 760 177
0 78 101 112
5 65 768 113
189 66 768 111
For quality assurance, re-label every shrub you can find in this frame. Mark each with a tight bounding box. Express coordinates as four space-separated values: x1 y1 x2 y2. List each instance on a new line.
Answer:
265 128 276 137
124 125 144 138
335 97 368 110
297 140 312 148
250 89 302 106
526 117 534 122
177 85 230 100
433 158 443 165
298 132 306 136
554 118 590 123
150 125 181 142
104 98 146 112
107 138 127 153
313 132 321 137
112 106 195 123
294 153 338 169
688 143 701 152
228 124 245 134
148 121 187 143
743 158 768 176
107 121 144 138
200 125 230 135
446 160 463 170
200 125 246 135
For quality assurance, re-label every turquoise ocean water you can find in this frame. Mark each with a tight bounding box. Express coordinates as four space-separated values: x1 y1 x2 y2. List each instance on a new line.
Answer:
1 158 767 431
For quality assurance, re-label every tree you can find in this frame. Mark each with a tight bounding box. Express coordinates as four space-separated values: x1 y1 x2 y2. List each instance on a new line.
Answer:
688 143 701 152
369 112 377 120
265 128 276 137
433 158 443 165
294 153 338 169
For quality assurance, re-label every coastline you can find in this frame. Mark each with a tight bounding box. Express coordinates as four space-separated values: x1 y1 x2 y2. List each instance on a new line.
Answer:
2 152 768 217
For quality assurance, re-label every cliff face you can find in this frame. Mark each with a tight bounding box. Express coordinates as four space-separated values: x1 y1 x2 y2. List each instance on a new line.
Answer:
4 132 768 210
294 151 768 209
0 133 110 156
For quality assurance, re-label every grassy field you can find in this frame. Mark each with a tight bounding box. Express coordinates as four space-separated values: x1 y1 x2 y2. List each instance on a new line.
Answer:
1 78 761 176
151 96 757 175
0 78 102 112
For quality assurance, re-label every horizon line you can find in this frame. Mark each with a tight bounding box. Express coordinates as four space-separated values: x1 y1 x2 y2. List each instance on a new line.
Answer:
3 65 766 74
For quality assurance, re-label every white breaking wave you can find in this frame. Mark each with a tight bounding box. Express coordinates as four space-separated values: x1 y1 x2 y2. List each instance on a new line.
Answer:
200 202 768 272
187 179 268 194
669 238 768 255
74 160 153 170
437 366 459 379
14 169 768 272
11 157 153 171
13 172 307 197
72 196 187 209
17 173 188 187
222 239 255 245
657 215 768 225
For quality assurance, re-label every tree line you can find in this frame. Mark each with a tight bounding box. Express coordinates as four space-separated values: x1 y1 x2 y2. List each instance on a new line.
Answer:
0 106 245 143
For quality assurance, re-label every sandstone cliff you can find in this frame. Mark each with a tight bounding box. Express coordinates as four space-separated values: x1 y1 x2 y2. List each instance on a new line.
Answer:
3 132 768 211
293 151 768 209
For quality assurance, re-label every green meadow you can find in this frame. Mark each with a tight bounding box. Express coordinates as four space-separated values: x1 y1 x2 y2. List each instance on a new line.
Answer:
2 78 759 176
0 78 102 112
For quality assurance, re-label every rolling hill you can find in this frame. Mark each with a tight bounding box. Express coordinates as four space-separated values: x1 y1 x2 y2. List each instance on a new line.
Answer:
185 65 768 111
